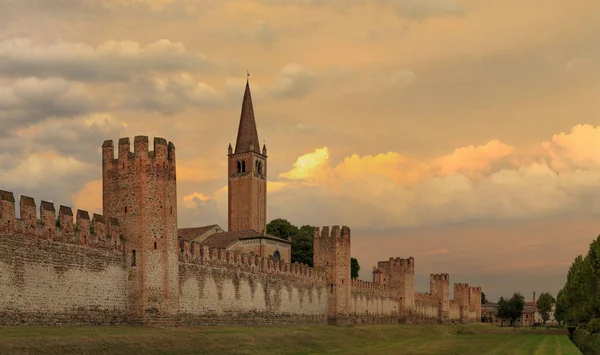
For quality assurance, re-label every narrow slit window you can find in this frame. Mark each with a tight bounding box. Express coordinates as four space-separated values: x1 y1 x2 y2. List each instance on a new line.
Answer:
154 242 157 250
131 250 137 266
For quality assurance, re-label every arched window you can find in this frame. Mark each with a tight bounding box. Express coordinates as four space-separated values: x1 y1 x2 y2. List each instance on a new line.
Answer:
273 250 281 261
241 160 246 172
258 161 263 175
237 161 242 173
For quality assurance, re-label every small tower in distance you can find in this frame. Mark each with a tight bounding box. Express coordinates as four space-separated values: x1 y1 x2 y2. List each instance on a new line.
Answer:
227 76 267 233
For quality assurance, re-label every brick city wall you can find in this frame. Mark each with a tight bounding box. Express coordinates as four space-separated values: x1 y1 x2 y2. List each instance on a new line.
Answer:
350 280 402 324
0 191 127 325
449 300 461 321
178 242 328 325
412 292 440 324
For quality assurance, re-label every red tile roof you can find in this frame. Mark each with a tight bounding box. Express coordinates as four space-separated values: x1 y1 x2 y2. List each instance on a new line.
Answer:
201 229 291 249
178 224 219 242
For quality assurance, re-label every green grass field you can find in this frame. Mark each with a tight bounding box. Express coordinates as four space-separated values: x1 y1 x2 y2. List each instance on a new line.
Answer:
0 323 581 355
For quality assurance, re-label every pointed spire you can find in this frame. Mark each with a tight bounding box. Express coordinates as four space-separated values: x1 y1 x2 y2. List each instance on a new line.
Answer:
235 78 260 154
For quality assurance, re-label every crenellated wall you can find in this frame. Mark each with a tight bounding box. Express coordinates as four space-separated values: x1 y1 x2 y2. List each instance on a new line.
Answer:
178 242 327 325
0 191 127 325
413 292 440 323
350 279 402 324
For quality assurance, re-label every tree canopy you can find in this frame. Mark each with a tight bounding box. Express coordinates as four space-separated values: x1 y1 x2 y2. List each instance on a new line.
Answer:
555 235 600 327
351 258 360 279
497 292 525 325
267 218 313 266
481 292 487 305
535 292 555 325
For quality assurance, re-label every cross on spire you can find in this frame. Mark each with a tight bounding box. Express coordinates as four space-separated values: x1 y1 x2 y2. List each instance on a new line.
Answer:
246 69 250 83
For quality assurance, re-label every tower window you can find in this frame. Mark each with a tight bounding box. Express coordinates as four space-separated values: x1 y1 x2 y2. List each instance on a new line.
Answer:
154 242 157 250
131 250 137 266
241 160 246 172
124 206 128 213
237 161 241 173
330 284 334 294
122 161 125 169
170 206 173 215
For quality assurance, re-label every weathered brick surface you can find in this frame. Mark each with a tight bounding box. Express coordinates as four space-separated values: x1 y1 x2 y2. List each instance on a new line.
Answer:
228 151 267 233
313 226 352 326
102 137 179 325
178 243 327 325
350 280 402 324
0 233 127 325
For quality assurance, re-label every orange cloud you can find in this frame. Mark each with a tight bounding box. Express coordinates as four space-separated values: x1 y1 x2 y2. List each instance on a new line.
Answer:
71 180 102 214
542 124 600 172
279 147 329 183
433 140 515 178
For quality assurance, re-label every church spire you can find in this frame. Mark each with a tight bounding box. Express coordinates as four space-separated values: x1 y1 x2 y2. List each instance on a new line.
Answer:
234 75 260 154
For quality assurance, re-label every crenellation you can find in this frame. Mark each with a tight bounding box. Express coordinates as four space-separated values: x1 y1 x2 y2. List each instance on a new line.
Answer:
0 190 16 233
76 209 90 245
133 135 149 159
39 201 56 240
20 195 37 234
191 243 200 264
58 205 74 240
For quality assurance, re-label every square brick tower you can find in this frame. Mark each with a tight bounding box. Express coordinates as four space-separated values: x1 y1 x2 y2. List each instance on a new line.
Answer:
228 78 268 233
102 136 179 325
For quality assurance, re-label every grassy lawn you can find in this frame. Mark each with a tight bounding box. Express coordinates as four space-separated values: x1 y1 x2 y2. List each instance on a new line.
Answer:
0 323 581 355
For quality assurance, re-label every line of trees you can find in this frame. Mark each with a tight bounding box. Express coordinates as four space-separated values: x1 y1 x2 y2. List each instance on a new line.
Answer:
555 235 600 331
267 218 360 278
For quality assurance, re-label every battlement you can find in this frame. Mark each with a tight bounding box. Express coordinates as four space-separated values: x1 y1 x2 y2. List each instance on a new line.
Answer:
178 241 326 285
314 225 351 239
103 136 176 173
0 189 123 252
454 282 470 289
351 279 400 298
430 273 450 281
377 256 415 274
415 292 438 305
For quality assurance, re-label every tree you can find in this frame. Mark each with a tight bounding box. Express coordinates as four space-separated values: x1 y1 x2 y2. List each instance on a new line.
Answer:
267 219 314 266
351 258 360 279
497 293 525 326
291 225 314 266
497 297 508 326
267 218 299 240
555 289 565 325
536 292 555 325
508 292 526 325
481 292 488 305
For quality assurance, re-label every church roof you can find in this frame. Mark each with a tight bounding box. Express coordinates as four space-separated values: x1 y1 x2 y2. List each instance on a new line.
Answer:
234 81 261 154
178 224 220 242
201 229 291 249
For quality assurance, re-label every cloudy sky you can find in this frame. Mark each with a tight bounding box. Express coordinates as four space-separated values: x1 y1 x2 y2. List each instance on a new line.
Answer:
1 0 600 301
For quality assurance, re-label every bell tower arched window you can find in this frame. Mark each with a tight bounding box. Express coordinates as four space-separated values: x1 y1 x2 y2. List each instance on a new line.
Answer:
237 161 242 173
241 160 246 172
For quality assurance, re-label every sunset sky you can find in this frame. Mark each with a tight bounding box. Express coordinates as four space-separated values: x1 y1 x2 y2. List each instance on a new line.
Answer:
2 0 600 301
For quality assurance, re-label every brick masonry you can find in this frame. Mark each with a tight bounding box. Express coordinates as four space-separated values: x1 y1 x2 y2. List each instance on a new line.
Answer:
0 132 482 326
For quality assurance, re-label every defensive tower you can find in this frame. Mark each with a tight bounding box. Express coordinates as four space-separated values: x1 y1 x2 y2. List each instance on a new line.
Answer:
227 78 268 233
377 257 415 318
102 136 179 325
430 273 450 322
313 226 353 326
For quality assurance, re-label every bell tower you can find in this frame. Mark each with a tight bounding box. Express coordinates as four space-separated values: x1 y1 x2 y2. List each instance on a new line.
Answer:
228 77 268 232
